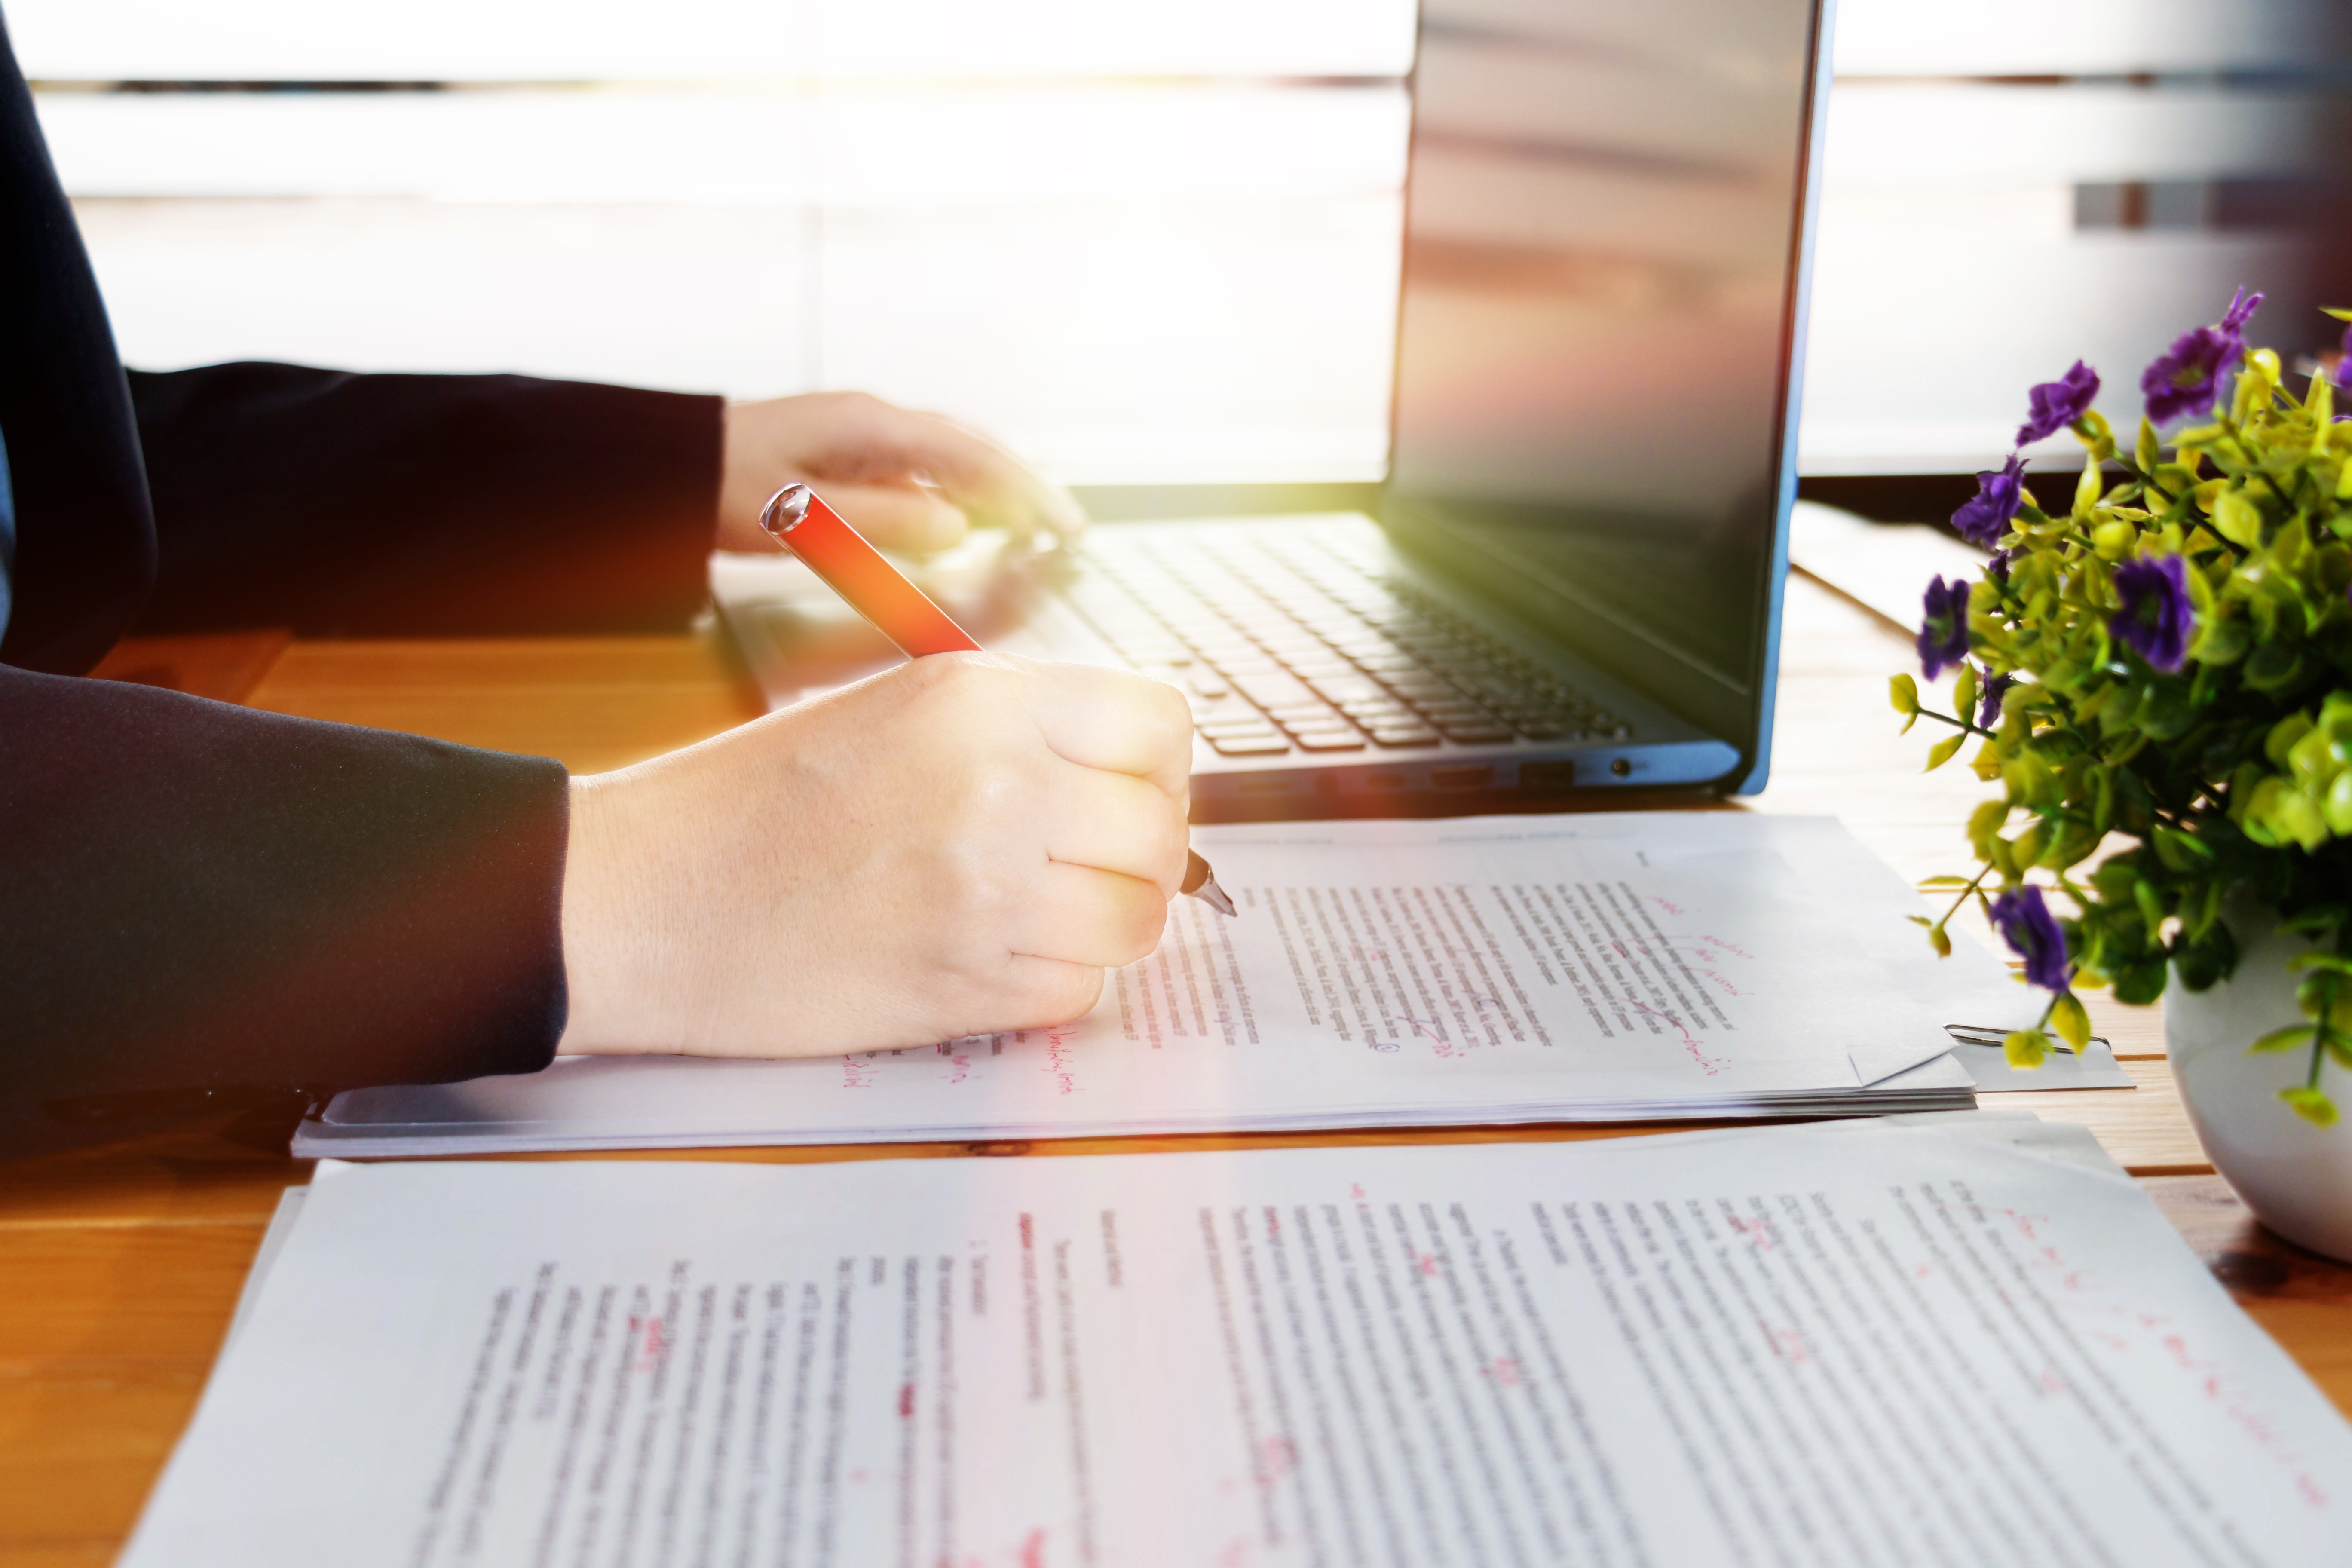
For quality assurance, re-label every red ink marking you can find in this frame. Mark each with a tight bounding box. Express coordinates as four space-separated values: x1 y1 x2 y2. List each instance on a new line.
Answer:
842 1054 879 1090
1265 1210 1281 1239
1649 894 1688 916
1768 1326 1811 1366
1665 934 1757 961
2297 1474 2330 1509
1256 1436 1297 1486
638 1316 666 1371
1351 1183 1367 1202
898 1383 915 1418
1018 1528 1047 1568
1727 1215 1777 1252
1629 1001 1728 1075
2040 1366 2065 1395
1484 1357 1523 1388
1040 1028 1079 1095
1415 1252 1439 1277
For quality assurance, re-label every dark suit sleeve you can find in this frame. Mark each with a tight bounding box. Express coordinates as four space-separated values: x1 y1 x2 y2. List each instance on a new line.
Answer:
129 362 722 637
0 9 724 1154
0 667 570 1110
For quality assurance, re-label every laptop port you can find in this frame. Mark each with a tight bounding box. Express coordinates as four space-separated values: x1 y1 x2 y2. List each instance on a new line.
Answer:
1519 761 1576 791
1430 764 1493 789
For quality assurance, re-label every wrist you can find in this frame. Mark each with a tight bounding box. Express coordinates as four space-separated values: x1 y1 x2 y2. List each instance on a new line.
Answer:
558 771 657 1054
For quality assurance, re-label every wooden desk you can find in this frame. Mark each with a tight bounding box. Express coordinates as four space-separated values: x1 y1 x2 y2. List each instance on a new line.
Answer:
7 575 2350 1565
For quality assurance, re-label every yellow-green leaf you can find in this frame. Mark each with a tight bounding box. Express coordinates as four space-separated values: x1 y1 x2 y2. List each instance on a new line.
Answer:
2214 487 2264 547
2004 1029 2051 1070
1952 664 1978 722
2251 1024 2320 1054
2074 456 2104 518
1890 673 1919 716
1926 733 1966 772
2281 1086 2341 1127
2050 992 2092 1052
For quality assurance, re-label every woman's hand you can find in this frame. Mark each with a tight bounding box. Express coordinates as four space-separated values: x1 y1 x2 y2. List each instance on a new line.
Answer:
557 654 1192 1057
716 392 1085 556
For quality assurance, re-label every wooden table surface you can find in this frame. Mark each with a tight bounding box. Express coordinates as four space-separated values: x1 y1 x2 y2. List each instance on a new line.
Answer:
9 571 2351 1565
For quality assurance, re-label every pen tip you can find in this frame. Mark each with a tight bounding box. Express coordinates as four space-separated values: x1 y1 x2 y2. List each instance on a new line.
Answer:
1196 877 1238 919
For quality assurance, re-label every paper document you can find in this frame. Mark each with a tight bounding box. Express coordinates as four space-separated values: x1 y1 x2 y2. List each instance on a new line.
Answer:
300 814 1996 1156
132 1115 2352 1565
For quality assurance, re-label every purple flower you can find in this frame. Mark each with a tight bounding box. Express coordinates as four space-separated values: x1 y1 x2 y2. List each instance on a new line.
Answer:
1991 885 2071 993
2140 288 2262 425
2141 327 2241 424
2016 361 2101 445
1917 575 1971 680
2109 555 2194 673
1951 455 2026 548
1978 668 2015 726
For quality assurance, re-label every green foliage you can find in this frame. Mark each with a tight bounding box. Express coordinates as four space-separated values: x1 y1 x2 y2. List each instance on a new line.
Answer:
2004 1029 2052 1069
1902 318 2352 1121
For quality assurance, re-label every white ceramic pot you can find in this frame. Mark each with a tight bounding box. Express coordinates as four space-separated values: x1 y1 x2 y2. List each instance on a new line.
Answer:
2168 906 2352 1261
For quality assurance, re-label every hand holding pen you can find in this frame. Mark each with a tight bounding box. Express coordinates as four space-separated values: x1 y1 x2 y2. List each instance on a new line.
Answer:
759 481 1235 918
551 491 1200 1060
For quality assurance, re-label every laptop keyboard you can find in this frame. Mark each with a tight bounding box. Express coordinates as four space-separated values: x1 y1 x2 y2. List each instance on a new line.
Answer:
1062 525 1629 757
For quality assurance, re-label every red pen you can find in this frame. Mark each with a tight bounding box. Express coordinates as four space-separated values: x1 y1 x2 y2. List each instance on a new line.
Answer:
759 482 1235 916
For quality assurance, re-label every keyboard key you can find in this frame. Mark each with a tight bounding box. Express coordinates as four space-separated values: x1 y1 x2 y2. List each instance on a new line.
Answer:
1210 734 1292 756
1516 723 1579 740
1413 702 1489 723
1305 674 1388 705
1294 731 1368 752
1233 673 1317 708
1198 717 1277 737
1340 699 1412 721
1267 701 1338 721
1369 725 1441 747
1441 724 1517 744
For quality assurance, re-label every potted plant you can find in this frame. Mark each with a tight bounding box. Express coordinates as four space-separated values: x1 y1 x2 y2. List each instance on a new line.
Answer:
1896 288 2352 1258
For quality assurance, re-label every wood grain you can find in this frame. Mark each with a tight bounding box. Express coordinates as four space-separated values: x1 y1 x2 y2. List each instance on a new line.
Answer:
12 570 2352 1565
86 628 290 705
245 632 765 775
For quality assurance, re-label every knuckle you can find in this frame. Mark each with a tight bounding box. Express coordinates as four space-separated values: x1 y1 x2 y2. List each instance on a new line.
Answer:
1114 888 1169 965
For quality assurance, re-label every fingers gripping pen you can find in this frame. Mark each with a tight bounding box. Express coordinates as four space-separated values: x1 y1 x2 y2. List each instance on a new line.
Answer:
759 483 1237 917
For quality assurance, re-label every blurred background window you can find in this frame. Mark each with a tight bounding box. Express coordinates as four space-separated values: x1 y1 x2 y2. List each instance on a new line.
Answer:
14 0 2352 492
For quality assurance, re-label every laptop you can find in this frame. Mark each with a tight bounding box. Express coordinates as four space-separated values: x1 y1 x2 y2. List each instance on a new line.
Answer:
718 0 1834 820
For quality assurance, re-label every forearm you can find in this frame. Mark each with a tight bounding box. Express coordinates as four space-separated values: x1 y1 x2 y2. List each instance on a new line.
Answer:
126 363 725 636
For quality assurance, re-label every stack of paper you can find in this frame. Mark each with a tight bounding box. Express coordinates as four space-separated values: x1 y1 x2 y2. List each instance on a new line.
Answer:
131 1115 2352 1565
297 813 2031 1157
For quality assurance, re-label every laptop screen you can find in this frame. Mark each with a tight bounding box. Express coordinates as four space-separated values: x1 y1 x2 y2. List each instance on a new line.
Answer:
1384 0 1828 769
